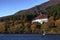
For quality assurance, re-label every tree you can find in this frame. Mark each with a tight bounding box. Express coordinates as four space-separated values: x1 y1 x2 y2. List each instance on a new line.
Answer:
24 22 31 34
41 22 49 34
31 23 37 33
0 22 5 33
48 16 55 28
15 23 24 34
4 20 10 33
55 19 60 27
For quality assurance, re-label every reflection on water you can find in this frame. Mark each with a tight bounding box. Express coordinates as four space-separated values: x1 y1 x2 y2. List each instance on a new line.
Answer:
0 34 60 40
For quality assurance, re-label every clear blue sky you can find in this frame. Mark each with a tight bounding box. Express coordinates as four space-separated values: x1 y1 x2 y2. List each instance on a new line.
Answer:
0 0 49 17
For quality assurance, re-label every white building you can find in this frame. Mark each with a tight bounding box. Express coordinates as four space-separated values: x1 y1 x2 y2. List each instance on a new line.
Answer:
32 18 48 24
32 12 49 24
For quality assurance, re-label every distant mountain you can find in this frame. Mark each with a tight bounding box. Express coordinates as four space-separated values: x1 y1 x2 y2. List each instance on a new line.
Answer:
14 0 60 15
0 0 60 22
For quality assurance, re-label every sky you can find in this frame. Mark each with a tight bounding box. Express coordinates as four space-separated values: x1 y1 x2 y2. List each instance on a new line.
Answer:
0 0 49 17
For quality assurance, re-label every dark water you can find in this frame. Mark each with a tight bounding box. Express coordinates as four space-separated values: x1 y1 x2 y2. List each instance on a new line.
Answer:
0 34 60 40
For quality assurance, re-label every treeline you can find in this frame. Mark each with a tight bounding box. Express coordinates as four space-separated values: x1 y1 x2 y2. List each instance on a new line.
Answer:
0 4 60 34
0 13 39 34
0 16 60 34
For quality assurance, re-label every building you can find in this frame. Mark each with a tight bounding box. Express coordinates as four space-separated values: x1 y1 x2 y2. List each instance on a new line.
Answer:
32 12 49 24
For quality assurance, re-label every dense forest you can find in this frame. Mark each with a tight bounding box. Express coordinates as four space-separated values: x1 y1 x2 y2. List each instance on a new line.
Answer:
0 4 60 34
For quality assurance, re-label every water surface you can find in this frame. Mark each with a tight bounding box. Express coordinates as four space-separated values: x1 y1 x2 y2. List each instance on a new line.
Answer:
0 34 60 40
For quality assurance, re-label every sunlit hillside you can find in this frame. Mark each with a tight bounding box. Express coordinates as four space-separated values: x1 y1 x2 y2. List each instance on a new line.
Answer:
0 3 60 34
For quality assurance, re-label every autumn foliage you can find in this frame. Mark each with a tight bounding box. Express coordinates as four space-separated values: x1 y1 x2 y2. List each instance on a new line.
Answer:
0 4 60 34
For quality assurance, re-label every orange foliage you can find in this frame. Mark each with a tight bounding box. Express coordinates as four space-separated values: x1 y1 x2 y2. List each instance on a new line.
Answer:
48 16 55 27
0 22 5 33
24 22 30 27
49 16 54 21
41 23 48 31
55 19 60 26
31 23 37 32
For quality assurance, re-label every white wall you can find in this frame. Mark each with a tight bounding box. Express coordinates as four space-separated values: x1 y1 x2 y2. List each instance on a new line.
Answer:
32 18 48 24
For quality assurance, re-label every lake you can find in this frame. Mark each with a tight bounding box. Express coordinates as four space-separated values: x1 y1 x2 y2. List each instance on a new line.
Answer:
0 34 60 40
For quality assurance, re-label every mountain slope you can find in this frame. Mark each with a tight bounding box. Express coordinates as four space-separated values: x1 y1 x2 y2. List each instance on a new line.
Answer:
0 0 60 22
14 0 60 16
0 0 60 34
45 4 60 19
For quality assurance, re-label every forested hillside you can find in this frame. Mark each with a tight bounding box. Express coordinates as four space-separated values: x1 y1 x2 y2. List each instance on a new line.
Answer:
0 4 60 34
45 4 60 19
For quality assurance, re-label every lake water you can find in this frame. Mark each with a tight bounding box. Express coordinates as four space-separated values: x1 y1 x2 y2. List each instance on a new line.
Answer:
0 34 60 40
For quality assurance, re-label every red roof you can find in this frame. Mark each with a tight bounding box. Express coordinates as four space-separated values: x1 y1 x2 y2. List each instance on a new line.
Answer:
33 12 48 20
